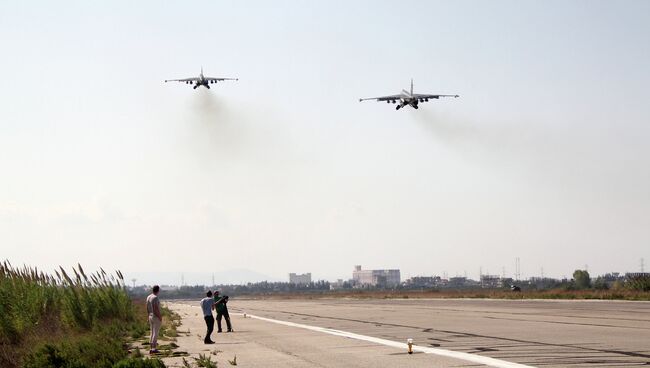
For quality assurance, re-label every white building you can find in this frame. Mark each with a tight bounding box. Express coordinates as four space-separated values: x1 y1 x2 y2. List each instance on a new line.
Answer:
352 265 400 287
289 273 312 285
480 275 503 288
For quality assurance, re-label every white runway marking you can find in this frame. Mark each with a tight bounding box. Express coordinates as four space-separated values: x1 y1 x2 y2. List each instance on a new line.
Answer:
245 313 535 368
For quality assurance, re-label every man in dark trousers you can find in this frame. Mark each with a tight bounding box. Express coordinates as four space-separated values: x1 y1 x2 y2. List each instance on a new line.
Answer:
214 290 233 332
200 290 215 344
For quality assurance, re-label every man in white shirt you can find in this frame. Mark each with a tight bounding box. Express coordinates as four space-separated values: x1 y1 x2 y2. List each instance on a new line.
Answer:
200 290 216 344
145 285 163 354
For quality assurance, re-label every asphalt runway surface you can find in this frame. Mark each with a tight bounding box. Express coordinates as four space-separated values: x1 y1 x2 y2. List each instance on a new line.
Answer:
165 301 474 367
225 298 650 367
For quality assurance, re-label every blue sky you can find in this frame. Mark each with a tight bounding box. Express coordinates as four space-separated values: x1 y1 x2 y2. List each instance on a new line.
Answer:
1 1 649 284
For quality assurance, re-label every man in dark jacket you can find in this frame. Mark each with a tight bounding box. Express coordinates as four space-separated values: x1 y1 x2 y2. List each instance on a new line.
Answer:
214 291 233 332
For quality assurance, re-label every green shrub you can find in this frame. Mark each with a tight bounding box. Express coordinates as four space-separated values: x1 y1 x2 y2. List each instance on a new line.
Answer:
22 334 124 368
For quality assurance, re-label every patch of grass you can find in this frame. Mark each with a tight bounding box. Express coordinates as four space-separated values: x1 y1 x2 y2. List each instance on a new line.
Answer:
228 355 237 366
112 357 167 368
159 306 181 339
22 325 130 368
194 353 218 368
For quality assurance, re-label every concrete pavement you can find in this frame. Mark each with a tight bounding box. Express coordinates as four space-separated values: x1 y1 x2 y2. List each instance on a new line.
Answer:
164 298 650 367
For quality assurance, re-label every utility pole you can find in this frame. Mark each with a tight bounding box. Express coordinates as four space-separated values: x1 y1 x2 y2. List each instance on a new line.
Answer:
131 278 136 289
641 258 645 273
515 257 521 281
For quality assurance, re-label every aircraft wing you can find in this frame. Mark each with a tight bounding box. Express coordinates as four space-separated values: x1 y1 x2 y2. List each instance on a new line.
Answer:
411 93 460 100
359 94 403 102
165 77 200 83
205 77 238 82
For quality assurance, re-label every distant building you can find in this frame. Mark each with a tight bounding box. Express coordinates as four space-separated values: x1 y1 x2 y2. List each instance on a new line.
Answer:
352 265 400 287
289 273 312 285
404 276 442 288
329 279 347 290
625 272 650 279
625 272 650 290
600 272 623 282
447 276 468 288
528 277 558 290
500 277 515 287
480 275 503 288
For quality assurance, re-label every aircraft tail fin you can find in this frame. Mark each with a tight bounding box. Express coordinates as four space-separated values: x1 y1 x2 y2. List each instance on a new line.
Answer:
410 78 414 95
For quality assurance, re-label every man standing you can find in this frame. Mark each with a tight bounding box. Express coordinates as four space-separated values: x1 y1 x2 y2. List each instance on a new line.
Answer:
200 291 216 344
214 291 233 333
146 285 163 354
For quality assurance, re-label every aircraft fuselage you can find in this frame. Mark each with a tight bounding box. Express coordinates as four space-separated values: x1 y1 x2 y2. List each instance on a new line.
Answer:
191 74 213 89
394 94 420 110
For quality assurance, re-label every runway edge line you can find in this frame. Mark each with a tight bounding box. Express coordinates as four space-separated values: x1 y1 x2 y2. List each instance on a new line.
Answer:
244 314 535 368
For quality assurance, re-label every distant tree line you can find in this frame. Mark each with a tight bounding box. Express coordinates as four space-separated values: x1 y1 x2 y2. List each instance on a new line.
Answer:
564 270 650 291
127 270 650 299
129 280 332 299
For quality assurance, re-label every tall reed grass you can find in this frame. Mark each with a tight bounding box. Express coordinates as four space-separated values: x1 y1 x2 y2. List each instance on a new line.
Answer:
0 260 140 367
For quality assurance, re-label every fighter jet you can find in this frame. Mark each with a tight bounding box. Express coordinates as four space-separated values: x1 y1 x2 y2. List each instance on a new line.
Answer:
359 79 459 110
165 67 238 90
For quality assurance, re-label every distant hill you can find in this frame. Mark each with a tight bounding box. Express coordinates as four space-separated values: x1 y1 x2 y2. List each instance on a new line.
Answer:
124 269 279 286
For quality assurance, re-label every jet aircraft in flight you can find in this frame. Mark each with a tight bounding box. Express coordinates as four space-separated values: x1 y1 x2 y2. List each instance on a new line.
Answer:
359 79 459 110
165 67 238 89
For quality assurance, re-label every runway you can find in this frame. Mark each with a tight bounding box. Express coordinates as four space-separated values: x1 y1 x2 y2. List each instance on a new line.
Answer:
232 298 650 367
165 298 650 367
